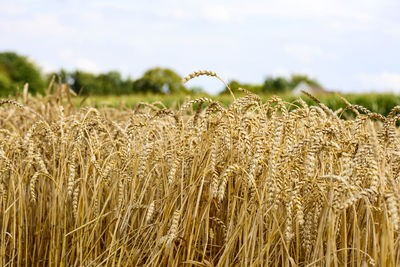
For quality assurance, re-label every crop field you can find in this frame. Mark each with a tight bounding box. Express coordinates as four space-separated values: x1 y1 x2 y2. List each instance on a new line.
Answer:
0 72 400 266
75 91 400 117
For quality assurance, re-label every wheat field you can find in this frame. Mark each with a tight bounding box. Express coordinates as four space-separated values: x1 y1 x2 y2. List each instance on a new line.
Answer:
0 73 399 266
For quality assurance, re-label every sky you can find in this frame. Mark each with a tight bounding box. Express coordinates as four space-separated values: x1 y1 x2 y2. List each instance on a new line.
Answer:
1 0 400 94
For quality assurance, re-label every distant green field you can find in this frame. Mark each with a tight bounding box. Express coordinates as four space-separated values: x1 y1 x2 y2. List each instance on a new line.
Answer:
75 92 400 116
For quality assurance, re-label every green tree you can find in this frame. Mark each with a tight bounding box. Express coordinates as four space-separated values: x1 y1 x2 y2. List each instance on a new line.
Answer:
221 80 262 95
47 69 70 84
262 76 291 93
0 51 45 95
49 70 134 95
121 77 134 94
227 80 242 92
70 71 102 95
133 67 187 94
97 71 133 95
289 74 322 88
190 86 205 94
0 71 14 96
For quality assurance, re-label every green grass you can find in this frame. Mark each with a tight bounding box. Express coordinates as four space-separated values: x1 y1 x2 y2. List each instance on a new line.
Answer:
74 93 235 109
74 92 400 116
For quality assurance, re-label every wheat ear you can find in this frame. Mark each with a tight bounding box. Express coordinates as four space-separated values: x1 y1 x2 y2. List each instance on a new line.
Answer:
183 70 235 100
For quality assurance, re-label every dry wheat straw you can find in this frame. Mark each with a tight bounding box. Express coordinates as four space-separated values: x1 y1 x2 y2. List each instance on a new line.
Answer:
1 72 399 266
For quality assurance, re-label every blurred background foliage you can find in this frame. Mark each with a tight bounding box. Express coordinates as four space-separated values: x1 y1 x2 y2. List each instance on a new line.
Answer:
0 51 321 97
1 50 400 116
225 74 322 94
77 92 400 118
0 51 45 95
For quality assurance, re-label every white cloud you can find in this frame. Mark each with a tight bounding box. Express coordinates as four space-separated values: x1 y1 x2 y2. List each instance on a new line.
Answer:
202 5 233 23
383 23 400 36
1 3 28 15
191 0 382 23
0 13 75 37
41 62 57 73
1 0 400 95
359 72 400 93
272 67 316 78
271 67 291 78
284 43 325 63
90 0 138 10
59 49 74 60
56 49 102 73
161 4 242 23
79 12 103 23
170 9 191 21
76 58 101 73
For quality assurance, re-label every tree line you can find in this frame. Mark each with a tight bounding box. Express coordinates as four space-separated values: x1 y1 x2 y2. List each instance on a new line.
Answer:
0 51 322 96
